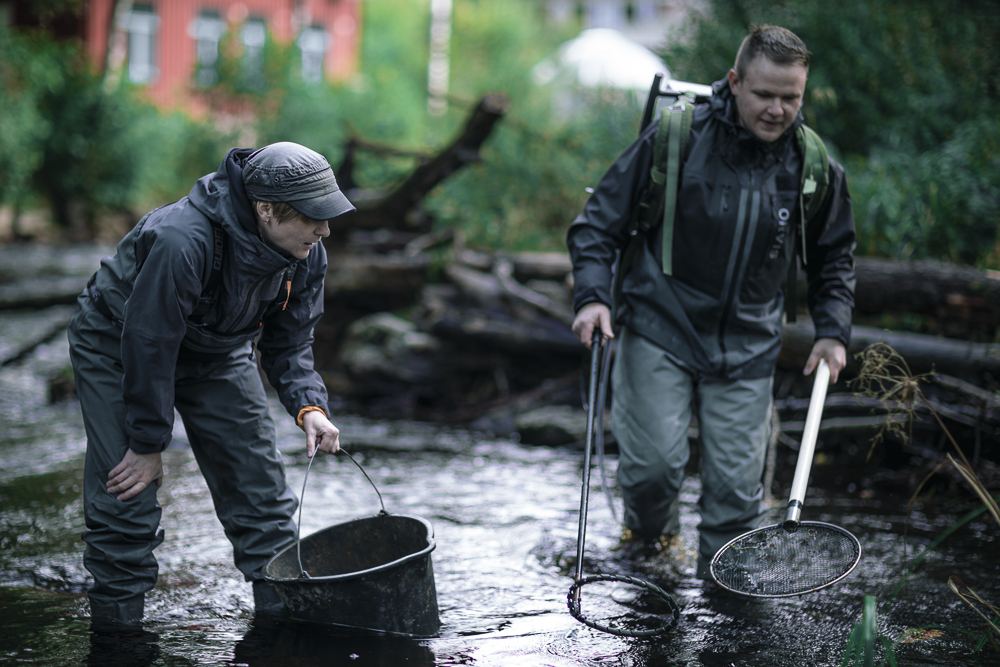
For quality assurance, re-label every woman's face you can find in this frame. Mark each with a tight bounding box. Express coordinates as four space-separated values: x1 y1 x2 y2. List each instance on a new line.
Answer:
255 202 330 259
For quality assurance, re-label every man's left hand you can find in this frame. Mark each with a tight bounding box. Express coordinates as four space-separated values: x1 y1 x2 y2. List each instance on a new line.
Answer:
804 337 847 384
303 411 340 457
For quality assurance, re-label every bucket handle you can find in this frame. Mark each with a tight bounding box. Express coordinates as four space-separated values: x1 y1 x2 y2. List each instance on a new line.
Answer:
296 449 387 579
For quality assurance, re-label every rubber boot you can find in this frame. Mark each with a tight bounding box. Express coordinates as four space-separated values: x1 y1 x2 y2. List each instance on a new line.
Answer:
253 580 288 624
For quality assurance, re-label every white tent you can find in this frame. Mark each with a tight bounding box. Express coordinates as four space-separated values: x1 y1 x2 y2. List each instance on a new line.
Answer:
533 28 712 98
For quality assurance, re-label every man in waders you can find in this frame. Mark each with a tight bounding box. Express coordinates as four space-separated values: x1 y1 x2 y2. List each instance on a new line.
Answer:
69 142 353 630
566 26 856 579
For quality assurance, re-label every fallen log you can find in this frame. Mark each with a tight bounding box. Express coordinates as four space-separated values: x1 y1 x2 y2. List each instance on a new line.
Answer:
852 257 1000 322
780 318 1000 385
324 252 431 309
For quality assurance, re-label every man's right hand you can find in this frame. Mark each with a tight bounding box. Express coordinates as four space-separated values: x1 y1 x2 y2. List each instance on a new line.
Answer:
571 302 614 350
108 449 163 501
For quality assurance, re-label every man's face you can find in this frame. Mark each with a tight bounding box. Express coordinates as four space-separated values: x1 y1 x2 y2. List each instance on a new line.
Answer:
727 56 808 142
256 203 330 260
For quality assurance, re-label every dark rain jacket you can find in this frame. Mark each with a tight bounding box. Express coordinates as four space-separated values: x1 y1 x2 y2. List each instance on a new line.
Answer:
86 148 330 454
567 79 856 379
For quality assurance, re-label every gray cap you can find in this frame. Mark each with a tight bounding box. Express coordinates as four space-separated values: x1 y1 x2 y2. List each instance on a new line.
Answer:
242 142 355 221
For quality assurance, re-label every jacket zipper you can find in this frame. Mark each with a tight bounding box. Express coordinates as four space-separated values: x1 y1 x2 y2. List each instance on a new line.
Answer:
716 172 759 375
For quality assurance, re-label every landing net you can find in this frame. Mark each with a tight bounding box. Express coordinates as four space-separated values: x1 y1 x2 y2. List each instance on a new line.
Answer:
710 521 861 597
567 574 680 637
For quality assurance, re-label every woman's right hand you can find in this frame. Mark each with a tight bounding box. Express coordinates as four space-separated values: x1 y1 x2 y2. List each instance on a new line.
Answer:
108 449 163 501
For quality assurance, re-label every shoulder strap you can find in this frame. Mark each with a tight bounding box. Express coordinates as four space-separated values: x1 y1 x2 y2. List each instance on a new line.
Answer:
190 222 226 320
659 94 695 275
614 93 694 311
786 124 830 322
794 125 830 262
207 222 225 298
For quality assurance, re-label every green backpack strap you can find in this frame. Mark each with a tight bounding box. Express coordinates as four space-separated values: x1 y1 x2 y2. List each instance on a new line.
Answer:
656 94 695 275
794 125 830 264
786 124 830 322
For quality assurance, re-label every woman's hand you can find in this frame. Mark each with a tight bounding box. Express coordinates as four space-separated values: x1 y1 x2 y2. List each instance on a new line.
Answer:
108 450 163 501
303 410 340 457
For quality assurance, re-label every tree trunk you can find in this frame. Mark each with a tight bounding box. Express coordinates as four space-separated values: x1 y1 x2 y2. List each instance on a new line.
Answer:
336 94 509 232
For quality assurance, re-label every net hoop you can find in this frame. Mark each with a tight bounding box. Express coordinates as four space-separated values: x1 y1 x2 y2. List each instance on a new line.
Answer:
710 520 861 598
567 574 680 637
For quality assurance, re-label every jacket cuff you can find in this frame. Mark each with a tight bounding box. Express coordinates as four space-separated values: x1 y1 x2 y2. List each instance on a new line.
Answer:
128 438 166 455
297 405 327 428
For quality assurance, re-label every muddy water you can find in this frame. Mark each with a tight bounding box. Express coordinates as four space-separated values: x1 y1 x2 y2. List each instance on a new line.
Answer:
1 336 998 666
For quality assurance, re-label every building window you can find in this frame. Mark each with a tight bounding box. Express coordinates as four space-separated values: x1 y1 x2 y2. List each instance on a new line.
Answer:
125 4 159 84
189 10 225 88
241 17 267 90
297 26 329 84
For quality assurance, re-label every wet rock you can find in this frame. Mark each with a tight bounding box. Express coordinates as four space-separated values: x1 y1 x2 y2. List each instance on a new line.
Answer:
515 404 589 446
0 306 75 366
339 312 445 386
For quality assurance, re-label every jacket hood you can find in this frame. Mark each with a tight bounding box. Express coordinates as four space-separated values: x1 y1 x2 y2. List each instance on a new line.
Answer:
187 147 263 247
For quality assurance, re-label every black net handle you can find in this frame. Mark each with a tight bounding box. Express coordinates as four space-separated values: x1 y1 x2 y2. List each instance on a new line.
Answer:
567 574 680 637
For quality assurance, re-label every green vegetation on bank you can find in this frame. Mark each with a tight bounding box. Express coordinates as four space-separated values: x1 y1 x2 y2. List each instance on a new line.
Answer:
1 0 997 267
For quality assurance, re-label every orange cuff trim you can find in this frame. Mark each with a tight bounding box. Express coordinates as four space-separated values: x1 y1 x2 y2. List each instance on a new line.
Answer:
297 405 327 428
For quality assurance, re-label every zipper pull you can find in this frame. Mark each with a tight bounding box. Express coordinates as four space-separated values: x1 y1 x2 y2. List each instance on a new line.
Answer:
282 279 291 311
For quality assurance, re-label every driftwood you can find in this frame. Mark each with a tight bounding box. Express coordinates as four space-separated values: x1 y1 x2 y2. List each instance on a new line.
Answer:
336 94 509 232
853 257 1000 324
779 318 1000 385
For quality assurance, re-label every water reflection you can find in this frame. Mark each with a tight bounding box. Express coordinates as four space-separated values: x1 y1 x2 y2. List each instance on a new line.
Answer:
234 620 436 667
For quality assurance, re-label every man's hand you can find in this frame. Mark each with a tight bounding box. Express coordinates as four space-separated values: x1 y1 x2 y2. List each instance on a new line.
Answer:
303 410 340 458
108 450 163 501
571 302 614 350
804 337 847 384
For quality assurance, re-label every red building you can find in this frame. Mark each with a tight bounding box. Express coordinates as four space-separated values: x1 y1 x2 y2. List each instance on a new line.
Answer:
6 0 361 113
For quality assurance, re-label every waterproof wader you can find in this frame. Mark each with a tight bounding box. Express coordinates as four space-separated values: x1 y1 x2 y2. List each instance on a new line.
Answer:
68 295 299 626
611 327 772 578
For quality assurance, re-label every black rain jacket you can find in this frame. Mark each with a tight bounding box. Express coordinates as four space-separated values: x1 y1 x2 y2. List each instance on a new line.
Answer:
567 79 856 379
87 148 330 453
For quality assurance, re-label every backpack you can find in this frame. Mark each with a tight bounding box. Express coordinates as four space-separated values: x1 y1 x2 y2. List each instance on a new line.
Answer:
614 74 830 323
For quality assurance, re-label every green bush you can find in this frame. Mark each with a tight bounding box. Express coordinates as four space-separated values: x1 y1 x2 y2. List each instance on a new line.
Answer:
0 24 236 234
848 117 1000 264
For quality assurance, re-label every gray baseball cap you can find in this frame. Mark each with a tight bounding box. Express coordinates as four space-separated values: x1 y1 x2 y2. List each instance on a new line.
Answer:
242 142 355 221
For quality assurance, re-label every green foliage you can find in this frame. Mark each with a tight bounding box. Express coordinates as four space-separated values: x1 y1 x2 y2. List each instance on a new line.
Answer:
0 24 234 231
428 94 640 252
664 0 1000 268
0 25 56 210
841 595 897 667
244 0 597 252
848 117 1000 264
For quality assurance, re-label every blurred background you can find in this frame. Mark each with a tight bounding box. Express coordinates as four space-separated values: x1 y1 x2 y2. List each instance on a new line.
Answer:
1 0 997 267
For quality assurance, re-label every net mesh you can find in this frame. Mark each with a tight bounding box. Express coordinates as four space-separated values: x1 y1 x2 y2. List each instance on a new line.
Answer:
710 521 861 597
568 574 680 637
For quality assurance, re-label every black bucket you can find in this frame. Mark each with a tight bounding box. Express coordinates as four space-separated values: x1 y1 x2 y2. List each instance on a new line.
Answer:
263 452 440 637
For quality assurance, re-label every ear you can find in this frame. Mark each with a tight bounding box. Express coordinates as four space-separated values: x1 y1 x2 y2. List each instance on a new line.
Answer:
255 200 272 222
727 68 740 96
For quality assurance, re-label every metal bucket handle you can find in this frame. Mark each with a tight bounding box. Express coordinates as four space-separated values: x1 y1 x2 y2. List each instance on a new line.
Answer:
296 449 386 579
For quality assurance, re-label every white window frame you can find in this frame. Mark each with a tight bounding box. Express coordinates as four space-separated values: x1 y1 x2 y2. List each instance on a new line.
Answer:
297 26 329 84
124 4 160 84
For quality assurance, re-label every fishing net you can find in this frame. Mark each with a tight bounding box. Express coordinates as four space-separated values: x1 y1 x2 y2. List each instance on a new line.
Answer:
710 521 861 597
568 574 680 637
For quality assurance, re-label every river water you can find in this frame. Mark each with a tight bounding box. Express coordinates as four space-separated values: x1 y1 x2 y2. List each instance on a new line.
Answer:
0 323 998 666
